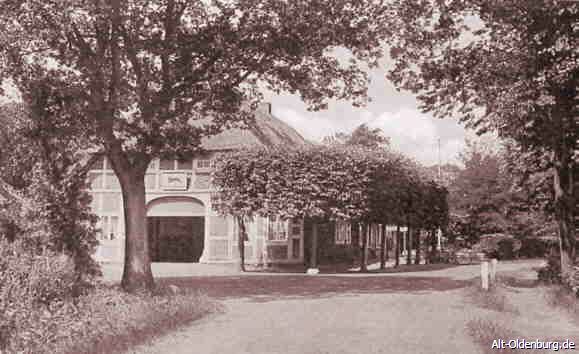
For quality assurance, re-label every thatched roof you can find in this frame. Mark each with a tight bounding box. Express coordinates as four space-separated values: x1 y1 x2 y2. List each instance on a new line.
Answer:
201 103 310 150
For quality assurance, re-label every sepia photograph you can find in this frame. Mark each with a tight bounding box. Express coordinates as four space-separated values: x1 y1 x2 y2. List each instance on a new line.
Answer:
0 1 577 353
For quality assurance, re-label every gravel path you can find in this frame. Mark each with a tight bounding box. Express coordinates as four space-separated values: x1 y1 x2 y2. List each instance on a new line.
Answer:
126 259 577 354
132 290 482 354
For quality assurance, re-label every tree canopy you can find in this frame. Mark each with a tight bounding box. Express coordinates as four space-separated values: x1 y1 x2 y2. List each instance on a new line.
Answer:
386 0 578 277
0 0 391 291
212 145 448 235
323 123 390 149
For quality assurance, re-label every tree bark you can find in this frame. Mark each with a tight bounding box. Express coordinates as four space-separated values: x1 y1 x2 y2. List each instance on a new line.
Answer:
351 222 359 248
406 225 412 265
429 228 437 263
380 223 387 269
237 216 246 272
118 168 154 292
361 223 369 272
310 222 318 269
553 146 576 281
395 225 400 267
415 228 421 265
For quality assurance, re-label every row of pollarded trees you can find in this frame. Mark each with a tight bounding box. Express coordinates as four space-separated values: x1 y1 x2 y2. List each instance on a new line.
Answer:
211 145 448 272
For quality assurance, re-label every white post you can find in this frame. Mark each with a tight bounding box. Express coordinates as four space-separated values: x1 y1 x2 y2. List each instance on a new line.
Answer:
437 228 442 251
490 259 498 285
481 261 489 290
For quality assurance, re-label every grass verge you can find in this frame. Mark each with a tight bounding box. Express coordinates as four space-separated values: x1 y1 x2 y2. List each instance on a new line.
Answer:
544 285 579 325
4 283 220 354
465 277 519 314
466 318 543 354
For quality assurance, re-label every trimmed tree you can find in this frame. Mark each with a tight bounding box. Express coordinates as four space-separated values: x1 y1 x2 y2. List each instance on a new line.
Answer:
212 145 434 272
213 145 394 270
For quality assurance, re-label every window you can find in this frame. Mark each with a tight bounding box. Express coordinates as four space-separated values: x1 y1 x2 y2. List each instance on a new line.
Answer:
267 216 288 241
197 159 212 169
97 215 120 241
335 221 352 245
290 219 302 237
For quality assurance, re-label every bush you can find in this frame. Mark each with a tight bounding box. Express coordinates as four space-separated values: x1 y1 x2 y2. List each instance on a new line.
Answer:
538 254 562 284
0 240 217 353
0 239 91 352
496 239 515 260
518 238 547 258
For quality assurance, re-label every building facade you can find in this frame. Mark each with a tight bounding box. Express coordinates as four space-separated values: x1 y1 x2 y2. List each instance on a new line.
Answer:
90 103 309 265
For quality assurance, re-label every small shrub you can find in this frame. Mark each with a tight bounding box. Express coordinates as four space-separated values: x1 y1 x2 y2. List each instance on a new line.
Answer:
496 239 515 260
545 285 579 323
0 239 92 352
466 280 518 314
466 318 518 353
518 238 547 258
537 254 562 284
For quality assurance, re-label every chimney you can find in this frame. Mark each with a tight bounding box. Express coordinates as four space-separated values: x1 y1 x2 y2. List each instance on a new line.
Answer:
258 102 272 115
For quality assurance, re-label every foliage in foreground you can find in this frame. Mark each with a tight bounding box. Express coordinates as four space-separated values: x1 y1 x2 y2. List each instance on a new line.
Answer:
545 285 579 323
387 0 577 280
0 0 391 292
0 99 100 277
0 240 218 354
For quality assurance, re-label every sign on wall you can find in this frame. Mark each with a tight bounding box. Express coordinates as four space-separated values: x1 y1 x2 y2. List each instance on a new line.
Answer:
160 172 189 191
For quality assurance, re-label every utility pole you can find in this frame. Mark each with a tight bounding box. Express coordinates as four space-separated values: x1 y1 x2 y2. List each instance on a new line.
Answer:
437 138 442 183
437 138 443 252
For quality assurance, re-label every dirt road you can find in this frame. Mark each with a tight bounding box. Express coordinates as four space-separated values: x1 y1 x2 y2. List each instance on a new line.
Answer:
124 260 579 354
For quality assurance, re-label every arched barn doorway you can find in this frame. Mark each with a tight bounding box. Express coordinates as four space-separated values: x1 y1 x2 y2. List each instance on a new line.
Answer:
146 197 205 262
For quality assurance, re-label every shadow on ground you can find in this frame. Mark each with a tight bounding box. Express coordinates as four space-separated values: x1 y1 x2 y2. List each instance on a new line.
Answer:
158 275 469 302
246 263 459 274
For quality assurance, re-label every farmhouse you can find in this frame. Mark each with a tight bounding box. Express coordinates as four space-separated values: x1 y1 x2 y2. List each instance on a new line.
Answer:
90 103 312 265
89 103 417 266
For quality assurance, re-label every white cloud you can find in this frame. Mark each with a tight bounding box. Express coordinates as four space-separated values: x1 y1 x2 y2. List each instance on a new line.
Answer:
273 105 466 167
368 108 463 166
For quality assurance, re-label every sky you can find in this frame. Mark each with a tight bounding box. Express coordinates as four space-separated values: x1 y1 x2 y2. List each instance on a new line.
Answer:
263 62 470 168
1 61 472 168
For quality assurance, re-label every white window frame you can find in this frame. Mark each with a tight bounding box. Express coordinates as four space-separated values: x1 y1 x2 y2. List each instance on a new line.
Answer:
335 220 352 245
266 216 289 242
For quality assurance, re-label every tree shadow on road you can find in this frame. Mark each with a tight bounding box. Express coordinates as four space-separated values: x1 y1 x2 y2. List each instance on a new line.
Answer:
158 275 469 303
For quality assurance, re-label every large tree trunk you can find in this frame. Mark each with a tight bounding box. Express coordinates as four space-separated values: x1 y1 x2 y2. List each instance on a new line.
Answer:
361 223 369 272
395 225 400 267
380 224 387 269
553 146 576 281
415 229 421 265
117 168 154 292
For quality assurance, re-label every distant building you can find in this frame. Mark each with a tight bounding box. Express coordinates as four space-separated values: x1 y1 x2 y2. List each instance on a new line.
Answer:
90 103 310 264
